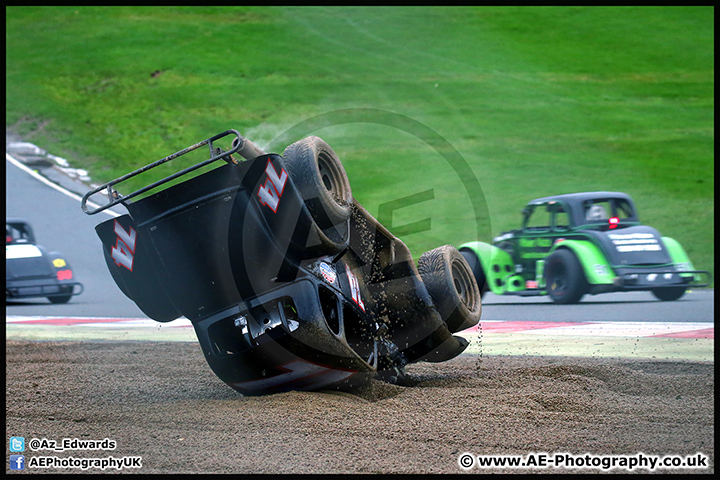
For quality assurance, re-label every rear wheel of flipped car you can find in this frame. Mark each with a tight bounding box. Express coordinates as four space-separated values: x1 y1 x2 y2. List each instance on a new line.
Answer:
283 136 352 248
544 249 587 304
651 287 686 301
418 245 482 333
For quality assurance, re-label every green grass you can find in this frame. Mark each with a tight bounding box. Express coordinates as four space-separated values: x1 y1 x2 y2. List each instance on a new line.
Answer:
6 6 714 280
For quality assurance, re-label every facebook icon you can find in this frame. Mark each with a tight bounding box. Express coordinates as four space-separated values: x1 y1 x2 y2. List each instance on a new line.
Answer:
10 454 25 470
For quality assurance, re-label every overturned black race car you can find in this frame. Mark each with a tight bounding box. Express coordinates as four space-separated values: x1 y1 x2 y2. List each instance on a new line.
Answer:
82 130 481 395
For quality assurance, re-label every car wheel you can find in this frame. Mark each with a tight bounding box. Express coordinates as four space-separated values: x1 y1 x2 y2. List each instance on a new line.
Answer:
544 249 587 304
48 287 72 304
651 287 686 301
418 245 482 333
459 248 489 298
282 136 352 230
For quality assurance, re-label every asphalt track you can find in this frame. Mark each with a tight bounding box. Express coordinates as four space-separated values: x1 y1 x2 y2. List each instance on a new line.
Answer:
4 151 714 362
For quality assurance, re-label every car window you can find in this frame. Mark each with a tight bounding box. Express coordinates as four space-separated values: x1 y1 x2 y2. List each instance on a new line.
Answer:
581 198 636 226
614 199 634 219
525 205 551 231
585 201 611 221
554 206 570 231
583 200 613 223
6 224 32 244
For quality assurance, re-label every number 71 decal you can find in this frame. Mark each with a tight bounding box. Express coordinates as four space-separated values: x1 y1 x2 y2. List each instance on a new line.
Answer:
111 220 137 272
257 159 288 213
345 265 366 312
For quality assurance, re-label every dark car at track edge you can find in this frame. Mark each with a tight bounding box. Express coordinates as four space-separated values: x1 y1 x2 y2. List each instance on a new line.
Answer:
6 218 84 304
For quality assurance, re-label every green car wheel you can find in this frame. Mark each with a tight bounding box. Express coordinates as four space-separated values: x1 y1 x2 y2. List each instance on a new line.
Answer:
651 287 686 301
545 249 587 304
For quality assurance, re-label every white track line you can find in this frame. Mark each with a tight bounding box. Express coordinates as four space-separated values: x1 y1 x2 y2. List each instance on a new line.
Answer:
6 153 120 218
6 316 712 338
6 316 192 327
508 321 713 338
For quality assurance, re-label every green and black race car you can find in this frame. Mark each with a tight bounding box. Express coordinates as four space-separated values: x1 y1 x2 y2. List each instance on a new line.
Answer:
459 192 711 304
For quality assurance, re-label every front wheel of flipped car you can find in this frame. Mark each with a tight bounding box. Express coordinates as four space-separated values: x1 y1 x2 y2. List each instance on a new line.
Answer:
282 136 352 248
418 245 482 333
651 287 686 301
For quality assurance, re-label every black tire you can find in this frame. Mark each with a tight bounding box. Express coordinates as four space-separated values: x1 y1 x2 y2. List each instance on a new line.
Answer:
651 287 686 301
282 136 352 230
544 249 587 304
459 248 489 298
48 287 72 304
418 245 482 333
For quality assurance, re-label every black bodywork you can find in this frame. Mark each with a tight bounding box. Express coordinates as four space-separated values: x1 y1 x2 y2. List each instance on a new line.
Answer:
82 130 480 395
6 218 83 303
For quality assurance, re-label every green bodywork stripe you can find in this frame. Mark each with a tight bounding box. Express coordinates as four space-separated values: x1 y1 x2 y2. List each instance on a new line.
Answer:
661 237 699 281
459 241 515 295
661 237 693 266
460 239 616 289
549 240 614 285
